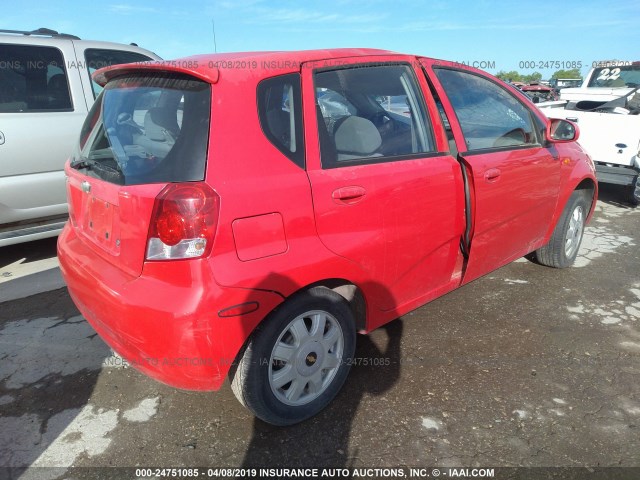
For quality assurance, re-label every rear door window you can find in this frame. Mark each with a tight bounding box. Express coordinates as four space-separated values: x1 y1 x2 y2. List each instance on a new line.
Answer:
314 64 434 167
0 44 72 112
73 72 210 185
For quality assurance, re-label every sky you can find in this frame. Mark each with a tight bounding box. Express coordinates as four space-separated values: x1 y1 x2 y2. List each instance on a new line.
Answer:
3 0 639 79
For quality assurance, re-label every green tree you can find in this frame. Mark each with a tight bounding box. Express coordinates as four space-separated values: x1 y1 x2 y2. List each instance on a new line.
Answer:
551 69 581 79
496 70 543 84
522 71 543 83
496 70 523 82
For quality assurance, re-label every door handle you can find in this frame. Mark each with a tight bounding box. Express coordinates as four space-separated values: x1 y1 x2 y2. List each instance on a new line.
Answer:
332 186 366 204
484 168 501 182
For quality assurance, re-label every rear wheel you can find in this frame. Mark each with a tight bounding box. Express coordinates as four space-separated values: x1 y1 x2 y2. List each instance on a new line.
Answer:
230 287 356 426
535 190 591 268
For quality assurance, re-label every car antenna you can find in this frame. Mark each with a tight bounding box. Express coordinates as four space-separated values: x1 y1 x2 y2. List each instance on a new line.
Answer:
211 18 218 53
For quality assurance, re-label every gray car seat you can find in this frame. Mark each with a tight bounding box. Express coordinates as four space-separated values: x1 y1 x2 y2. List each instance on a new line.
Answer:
334 116 382 161
133 107 180 158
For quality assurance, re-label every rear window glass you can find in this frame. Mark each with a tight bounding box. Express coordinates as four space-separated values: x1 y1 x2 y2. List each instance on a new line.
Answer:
587 66 640 88
73 72 210 185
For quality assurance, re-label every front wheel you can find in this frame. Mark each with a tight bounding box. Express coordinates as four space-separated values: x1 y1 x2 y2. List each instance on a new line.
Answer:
535 190 591 268
230 287 356 426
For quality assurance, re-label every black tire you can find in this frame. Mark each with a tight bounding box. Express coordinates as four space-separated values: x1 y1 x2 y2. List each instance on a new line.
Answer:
229 287 356 426
535 190 591 268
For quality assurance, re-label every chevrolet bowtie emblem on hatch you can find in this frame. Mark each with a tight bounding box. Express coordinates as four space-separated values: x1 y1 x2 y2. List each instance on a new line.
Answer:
81 181 91 193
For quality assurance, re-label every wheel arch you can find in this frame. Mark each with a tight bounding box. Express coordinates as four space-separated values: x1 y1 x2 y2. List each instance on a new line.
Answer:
228 279 361 425
543 175 597 244
303 279 368 332
574 177 597 218
228 277 368 373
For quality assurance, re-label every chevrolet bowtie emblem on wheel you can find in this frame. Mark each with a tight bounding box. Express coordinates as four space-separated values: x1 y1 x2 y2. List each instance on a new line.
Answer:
81 181 91 193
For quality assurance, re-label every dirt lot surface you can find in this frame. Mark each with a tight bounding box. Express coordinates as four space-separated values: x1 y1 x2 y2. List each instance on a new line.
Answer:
0 188 638 479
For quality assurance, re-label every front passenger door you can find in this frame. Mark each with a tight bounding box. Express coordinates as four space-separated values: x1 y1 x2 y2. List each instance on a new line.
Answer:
427 65 560 283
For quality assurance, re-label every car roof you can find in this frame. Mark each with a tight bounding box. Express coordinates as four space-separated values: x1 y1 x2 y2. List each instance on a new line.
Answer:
93 48 410 86
189 48 394 63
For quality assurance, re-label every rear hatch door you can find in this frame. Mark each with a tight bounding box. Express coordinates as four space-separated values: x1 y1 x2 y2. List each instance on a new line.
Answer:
66 70 212 277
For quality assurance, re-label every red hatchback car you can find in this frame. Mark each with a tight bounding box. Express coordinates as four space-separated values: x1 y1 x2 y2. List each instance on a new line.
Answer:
58 49 597 425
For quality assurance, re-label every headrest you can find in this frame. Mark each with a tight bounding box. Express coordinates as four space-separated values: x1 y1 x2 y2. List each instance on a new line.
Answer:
144 108 178 142
334 116 381 155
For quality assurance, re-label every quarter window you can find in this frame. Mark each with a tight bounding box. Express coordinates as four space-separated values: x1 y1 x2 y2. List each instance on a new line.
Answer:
314 64 434 168
435 69 539 151
257 73 305 169
0 44 72 112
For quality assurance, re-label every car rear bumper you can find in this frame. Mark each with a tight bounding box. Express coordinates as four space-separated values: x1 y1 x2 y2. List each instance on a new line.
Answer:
57 224 283 391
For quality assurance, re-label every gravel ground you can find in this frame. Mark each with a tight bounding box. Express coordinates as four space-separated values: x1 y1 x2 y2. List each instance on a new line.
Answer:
0 186 638 480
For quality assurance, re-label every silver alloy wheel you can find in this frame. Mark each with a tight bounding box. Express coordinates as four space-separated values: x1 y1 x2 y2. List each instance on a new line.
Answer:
268 310 344 406
564 204 584 258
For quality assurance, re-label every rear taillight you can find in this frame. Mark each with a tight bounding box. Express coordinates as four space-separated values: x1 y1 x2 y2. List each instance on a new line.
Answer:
146 183 220 261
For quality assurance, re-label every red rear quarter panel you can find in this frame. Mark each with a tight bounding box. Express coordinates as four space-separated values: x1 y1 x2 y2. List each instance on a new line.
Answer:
204 62 381 323
58 224 285 390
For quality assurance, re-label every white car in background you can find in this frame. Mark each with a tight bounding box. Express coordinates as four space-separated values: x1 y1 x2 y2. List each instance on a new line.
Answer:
0 28 161 246
539 61 640 205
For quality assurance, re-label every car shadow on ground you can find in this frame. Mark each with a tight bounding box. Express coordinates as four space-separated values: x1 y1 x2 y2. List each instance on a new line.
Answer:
0 237 59 271
596 182 637 210
0 288 110 478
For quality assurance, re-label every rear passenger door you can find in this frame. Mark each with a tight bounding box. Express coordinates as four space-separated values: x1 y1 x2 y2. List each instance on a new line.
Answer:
302 57 466 316
424 61 561 283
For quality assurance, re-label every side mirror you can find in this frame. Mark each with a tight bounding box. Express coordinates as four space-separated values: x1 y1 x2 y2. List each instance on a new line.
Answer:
547 118 579 143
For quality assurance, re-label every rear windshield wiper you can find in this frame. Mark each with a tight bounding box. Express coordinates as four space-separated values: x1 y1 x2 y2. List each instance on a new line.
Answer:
70 148 119 171
70 158 95 170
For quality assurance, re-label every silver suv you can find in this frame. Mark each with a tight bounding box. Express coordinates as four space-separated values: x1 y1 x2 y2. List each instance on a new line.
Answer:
0 28 161 246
